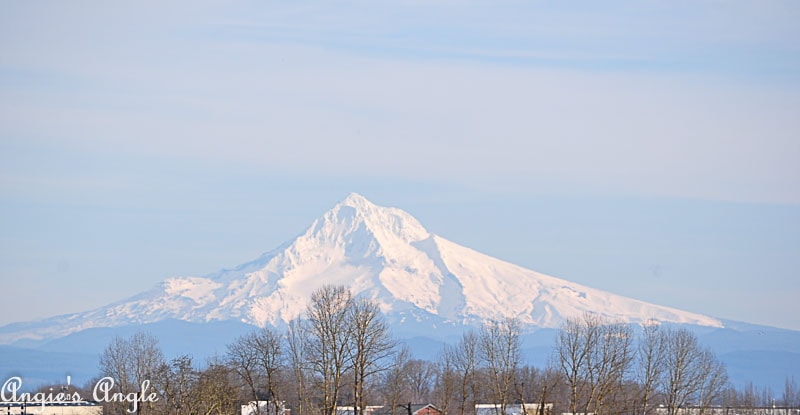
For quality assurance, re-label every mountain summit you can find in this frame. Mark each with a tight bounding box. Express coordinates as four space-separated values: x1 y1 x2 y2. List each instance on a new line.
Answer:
0 193 722 344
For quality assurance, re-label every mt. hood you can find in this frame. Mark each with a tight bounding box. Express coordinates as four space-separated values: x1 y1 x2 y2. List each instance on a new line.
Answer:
0 193 722 344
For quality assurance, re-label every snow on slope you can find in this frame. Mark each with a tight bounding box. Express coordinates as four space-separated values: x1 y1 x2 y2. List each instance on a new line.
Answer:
0 193 722 344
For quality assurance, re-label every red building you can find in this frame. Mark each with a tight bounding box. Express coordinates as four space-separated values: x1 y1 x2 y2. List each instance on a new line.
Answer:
373 403 443 415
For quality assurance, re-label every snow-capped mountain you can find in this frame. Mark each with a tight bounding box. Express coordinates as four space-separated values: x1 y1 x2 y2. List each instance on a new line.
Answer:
0 193 723 344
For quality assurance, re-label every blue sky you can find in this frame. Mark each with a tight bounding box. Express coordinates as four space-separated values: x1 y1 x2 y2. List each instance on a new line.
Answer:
1 1 799 330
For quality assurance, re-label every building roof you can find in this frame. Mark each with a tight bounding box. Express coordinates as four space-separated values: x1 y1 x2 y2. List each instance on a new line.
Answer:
373 403 441 415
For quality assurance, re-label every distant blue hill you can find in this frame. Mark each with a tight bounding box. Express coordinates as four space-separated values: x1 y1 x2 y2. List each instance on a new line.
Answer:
35 319 255 358
0 346 98 389
0 319 255 388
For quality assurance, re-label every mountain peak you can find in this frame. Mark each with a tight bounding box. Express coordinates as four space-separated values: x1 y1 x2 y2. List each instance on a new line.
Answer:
339 192 374 209
320 193 430 244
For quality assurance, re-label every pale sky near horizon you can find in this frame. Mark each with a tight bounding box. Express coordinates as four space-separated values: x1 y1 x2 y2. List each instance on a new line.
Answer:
1 2 799 331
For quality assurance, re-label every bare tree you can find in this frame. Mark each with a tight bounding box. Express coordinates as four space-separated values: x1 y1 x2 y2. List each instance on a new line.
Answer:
636 321 666 415
514 365 552 410
539 366 566 415
288 319 313 415
99 331 165 415
661 328 727 415
383 344 411 411
157 354 197 415
784 377 799 408
480 318 522 415
694 349 728 415
348 296 396 415
556 313 597 415
555 313 633 415
453 331 480 415
590 320 633 415
253 327 285 413
227 331 264 413
436 344 459 415
306 285 354 415
662 328 704 415
196 357 239 415
405 359 437 403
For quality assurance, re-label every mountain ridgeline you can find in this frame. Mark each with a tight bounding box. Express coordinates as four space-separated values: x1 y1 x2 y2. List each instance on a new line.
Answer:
0 193 722 344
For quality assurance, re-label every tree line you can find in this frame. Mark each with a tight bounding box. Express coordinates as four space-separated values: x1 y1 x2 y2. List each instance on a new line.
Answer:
54 285 798 415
